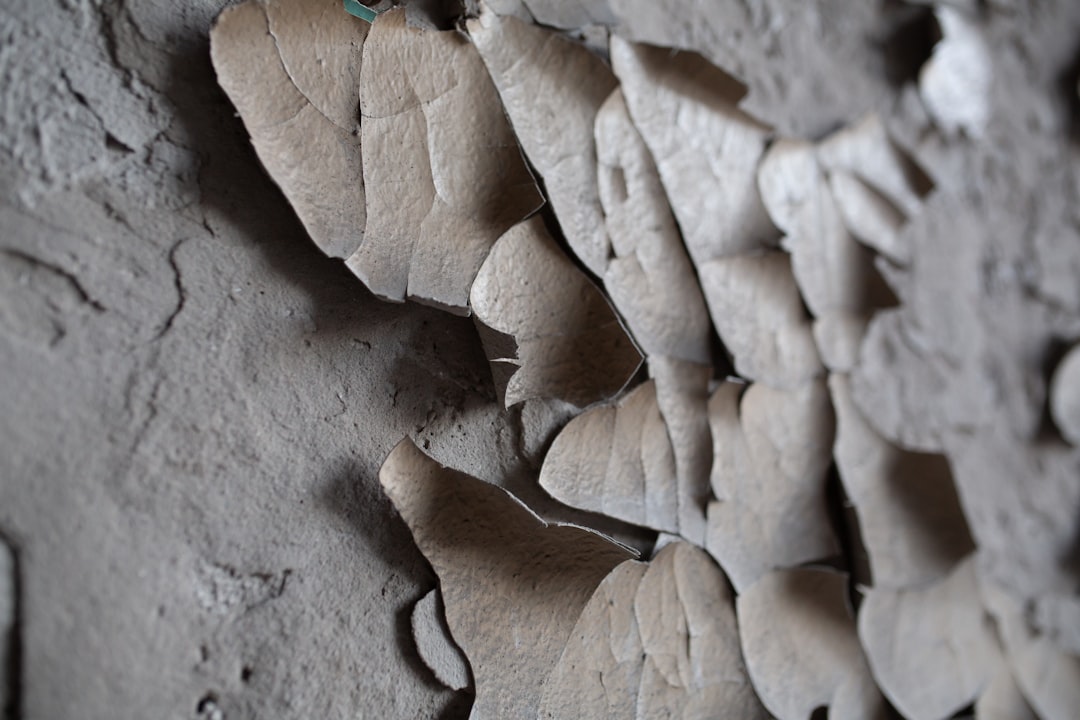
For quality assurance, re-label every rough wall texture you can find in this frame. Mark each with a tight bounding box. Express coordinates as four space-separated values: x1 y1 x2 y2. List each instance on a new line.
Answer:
2 0 1080 719
0 2 481 717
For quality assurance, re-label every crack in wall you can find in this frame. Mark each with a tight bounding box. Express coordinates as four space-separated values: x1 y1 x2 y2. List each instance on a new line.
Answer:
0 247 106 313
155 238 188 341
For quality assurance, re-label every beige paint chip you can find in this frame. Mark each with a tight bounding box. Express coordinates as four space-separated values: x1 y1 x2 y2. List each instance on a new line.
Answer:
540 542 768 719
757 136 898 372
348 9 542 313
411 589 470 691
649 357 712 546
830 373 973 588
698 252 822 389
610 35 777 265
470 217 642 408
705 379 837 592
379 438 634 719
811 313 871 372
828 169 910 266
467 10 616 277
738 568 886 720
975 662 1037 720
538 560 649 718
540 379 679 534
816 114 929 220
758 139 877 309
540 361 711 542
595 88 713 366
859 556 1001 720
851 310 950 453
210 0 367 260
262 0 366 130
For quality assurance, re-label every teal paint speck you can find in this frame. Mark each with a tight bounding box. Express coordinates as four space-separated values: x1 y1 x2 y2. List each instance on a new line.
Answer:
343 0 378 23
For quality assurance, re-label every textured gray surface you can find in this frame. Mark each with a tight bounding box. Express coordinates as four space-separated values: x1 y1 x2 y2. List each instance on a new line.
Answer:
0 1 474 717
3 0 1080 718
0 537 12 717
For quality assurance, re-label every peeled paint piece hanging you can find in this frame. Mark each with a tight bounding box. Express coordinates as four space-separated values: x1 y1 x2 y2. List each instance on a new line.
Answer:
379 438 634 720
536 363 711 544
539 542 768 719
210 0 368 260
467 9 615 277
828 169 911 266
349 8 542 313
756 118 926 372
470 217 642 408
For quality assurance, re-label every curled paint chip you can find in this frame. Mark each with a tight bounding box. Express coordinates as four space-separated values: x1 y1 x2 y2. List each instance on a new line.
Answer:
828 170 910 266
210 0 368 260
350 9 542 313
468 10 616 277
595 88 713 366
610 35 777 264
698 252 822 390
540 380 679 534
816 115 930 220
379 438 635 719
757 128 913 372
470 217 642 408
540 542 768 719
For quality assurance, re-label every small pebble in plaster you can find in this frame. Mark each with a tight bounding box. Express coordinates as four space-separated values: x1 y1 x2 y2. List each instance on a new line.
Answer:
196 693 224 720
